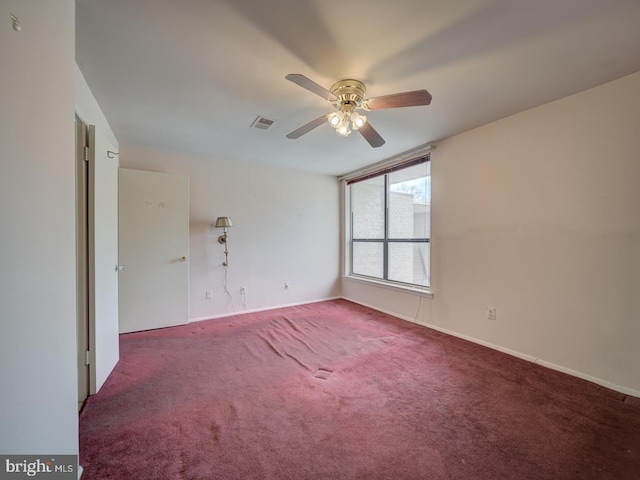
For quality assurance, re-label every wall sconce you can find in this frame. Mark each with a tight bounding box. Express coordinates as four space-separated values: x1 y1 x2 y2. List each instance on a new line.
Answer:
214 216 233 266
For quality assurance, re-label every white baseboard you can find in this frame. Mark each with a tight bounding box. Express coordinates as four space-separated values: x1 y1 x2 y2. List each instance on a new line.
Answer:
189 296 342 323
342 296 640 399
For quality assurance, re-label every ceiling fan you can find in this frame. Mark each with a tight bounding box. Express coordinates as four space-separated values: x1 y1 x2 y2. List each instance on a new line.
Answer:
285 74 432 148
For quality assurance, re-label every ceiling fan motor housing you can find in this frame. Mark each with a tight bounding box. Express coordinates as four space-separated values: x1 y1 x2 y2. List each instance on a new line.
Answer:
330 79 366 107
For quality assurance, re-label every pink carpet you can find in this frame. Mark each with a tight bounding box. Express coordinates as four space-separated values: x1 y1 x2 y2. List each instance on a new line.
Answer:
80 299 640 479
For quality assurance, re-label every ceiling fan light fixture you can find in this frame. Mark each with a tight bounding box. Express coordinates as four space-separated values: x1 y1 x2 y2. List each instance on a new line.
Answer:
350 112 367 130
337 124 350 136
328 112 342 128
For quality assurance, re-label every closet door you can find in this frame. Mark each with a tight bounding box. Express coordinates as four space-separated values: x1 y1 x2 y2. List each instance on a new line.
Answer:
118 168 189 333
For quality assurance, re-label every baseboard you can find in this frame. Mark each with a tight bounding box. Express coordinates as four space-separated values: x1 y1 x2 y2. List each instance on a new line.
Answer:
342 296 640 399
189 296 342 323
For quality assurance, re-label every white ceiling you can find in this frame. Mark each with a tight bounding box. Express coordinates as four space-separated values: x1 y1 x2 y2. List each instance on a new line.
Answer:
76 0 640 176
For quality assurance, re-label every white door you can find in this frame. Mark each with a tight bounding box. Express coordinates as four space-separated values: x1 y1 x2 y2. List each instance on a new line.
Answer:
118 168 189 333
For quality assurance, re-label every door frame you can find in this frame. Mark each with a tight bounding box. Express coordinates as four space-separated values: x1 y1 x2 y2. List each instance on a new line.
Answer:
76 117 97 409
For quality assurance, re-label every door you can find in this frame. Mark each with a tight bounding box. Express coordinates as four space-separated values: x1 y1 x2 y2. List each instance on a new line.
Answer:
118 168 189 333
75 119 94 410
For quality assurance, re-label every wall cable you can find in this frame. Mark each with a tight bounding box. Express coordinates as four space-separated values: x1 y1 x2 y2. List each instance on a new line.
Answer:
222 266 236 313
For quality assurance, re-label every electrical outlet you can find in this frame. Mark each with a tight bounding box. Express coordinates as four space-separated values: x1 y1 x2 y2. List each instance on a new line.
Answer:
240 287 246 295
205 290 213 299
487 307 496 321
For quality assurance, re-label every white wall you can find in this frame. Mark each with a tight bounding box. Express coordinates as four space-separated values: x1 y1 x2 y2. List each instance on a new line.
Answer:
120 145 341 320
0 0 78 454
75 65 120 392
344 71 640 395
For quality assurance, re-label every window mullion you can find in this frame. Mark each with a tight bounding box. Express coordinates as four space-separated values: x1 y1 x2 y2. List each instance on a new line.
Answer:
350 209 354 275
383 174 389 281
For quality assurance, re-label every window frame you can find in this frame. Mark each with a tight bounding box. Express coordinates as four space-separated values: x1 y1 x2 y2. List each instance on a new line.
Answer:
348 156 430 289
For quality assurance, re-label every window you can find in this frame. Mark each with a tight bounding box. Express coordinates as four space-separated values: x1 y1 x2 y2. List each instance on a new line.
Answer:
349 158 430 288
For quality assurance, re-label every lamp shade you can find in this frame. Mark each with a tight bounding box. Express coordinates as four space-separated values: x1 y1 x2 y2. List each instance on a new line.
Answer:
214 216 233 228
351 112 367 130
328 113 342 128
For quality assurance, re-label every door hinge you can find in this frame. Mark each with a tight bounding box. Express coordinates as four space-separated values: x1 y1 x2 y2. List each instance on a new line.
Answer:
84 146 90 162
85 350 91 366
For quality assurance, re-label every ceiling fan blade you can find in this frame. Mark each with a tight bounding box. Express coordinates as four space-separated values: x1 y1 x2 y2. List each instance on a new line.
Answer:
285 74 338 102
364 90 432 110
286 115 329 139
358 122 385 148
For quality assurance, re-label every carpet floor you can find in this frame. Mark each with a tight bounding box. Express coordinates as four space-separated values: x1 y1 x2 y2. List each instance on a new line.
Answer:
80 299 640 479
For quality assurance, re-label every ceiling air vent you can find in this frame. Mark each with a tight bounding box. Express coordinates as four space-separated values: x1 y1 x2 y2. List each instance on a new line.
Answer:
251 116 275 130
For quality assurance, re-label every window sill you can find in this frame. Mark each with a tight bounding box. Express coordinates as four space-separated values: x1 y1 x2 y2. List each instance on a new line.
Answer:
343 275 434 298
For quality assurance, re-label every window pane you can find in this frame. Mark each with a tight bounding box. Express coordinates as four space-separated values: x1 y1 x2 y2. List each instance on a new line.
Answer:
351 176 385 239
388 242 430 287
352 242 384 279
388 163 430 239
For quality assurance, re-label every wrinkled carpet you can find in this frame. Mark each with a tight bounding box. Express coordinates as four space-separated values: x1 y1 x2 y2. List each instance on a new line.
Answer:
80 299 640 479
